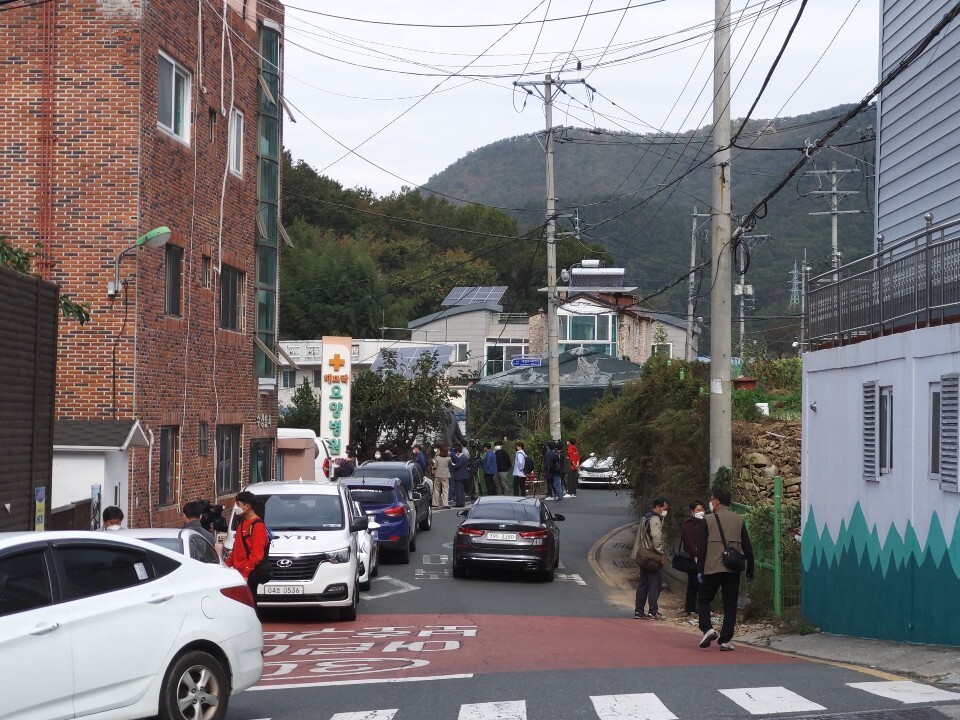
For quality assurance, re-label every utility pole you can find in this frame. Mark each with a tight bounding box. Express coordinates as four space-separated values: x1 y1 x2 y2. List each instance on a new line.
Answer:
514 74 590 441
733 234 768 367
805 161 860 277
709 0 733 477
686 207 711 361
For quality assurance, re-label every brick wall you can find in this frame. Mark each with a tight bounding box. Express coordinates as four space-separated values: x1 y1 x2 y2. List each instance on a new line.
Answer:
1 0 284 527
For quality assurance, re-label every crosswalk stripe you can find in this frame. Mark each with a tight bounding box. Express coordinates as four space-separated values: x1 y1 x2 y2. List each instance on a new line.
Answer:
591 693 677 720
457 700 526 720
848 681 960 704
330 712 397 720
719 686 826 714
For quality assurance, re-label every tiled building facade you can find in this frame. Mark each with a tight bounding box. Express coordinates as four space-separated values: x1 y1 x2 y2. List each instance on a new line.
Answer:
0 0 284 526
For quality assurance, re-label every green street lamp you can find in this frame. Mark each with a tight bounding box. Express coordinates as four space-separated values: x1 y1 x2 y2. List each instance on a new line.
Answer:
108 226 172 299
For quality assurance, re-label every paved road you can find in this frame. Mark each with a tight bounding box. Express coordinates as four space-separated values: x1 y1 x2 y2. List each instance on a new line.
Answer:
227 488 960 719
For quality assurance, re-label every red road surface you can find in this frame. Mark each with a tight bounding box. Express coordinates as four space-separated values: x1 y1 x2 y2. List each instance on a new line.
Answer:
259 614 800 687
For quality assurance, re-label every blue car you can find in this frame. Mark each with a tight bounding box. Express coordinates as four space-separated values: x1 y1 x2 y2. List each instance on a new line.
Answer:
344 477 417 564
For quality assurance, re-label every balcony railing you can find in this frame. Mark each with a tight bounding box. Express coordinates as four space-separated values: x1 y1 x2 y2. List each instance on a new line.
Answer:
806 217 960 350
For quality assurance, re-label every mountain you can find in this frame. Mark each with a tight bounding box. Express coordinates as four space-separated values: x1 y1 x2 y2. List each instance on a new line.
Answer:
424 103 877 349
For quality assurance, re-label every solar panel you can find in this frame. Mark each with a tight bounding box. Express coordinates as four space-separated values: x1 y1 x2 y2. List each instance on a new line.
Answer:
441 286 508 306
370 345 456 379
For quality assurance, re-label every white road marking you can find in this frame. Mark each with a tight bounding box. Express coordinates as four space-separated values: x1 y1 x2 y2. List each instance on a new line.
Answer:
458 700 526 720
442 541 454 549
556 573 587 585
415 568 450 579
719 686 826 714
557 559 566 569
422 554 450 565
848 681 960 703
364 576 420 599
591 693 677 720
250 673 474 691
330 711 397 720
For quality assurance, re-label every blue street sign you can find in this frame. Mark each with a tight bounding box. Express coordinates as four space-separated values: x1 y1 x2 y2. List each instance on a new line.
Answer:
511 356 542 368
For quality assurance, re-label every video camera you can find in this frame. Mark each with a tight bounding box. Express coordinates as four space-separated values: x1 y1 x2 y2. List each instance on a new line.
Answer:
196 500 227 533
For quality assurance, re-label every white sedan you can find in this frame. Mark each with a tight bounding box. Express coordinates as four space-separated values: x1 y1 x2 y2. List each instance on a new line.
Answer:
0 530 263 720
578 453 627 487
353 500 380 590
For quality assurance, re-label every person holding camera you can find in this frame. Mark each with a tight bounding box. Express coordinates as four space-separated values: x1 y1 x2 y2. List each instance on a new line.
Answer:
182 501 216 546
696 487 755 651
545 442 563 501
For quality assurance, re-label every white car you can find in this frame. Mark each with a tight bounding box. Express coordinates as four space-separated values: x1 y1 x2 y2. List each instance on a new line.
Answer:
224 480 367 619
0 530 262 720
578 453 627 487
353 500 380 590
112 527 223 565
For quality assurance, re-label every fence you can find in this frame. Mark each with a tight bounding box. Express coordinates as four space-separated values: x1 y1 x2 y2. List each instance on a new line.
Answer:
731 477 800 616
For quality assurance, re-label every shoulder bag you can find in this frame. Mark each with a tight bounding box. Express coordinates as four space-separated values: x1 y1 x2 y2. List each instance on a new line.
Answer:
714 513 746 573
635 517 663 572
240 518 273 585
671 531 697 573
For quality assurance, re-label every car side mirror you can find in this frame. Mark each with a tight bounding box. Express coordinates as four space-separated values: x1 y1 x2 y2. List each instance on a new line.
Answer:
416 482 428 492
554 514 565 521
368 521 380 531
350 516 369 533
457 509 469 517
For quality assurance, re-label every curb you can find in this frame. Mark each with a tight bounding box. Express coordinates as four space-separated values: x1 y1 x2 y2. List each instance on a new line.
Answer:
587 522 635 589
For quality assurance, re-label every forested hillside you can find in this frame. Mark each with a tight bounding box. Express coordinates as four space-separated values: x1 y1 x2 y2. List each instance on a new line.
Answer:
425 103 877 351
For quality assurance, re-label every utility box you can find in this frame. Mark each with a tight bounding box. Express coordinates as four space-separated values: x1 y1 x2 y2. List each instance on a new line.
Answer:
0 265 58 531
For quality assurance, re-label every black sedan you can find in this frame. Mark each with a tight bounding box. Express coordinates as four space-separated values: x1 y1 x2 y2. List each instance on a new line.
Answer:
452 496 564 582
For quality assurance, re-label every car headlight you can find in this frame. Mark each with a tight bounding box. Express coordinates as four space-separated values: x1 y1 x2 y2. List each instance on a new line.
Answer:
328 547 351 564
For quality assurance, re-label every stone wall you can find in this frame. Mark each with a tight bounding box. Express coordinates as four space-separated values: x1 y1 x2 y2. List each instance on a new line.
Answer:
733 420 801 507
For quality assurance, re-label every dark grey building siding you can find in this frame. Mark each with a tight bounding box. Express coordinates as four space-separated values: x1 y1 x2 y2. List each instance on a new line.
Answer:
0 265 58 531
877 0 960 243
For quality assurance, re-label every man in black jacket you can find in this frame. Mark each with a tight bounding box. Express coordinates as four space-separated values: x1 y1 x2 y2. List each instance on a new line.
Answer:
494 443 511 496
449 444 469 508
696 487 755 651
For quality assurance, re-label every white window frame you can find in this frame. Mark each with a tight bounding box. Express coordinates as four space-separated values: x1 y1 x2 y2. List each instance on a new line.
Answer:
651 342 673 358
452 342 469 364
930 382 942 481
281 369 296 389
228 108 244 176
157 51 191 143
879 385 893 476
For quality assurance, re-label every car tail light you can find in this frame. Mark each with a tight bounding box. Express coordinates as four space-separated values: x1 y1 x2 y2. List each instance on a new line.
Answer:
323 457 330 477
221 584 255 608
458 527 484 537
383 506 406 518
520 529 549 539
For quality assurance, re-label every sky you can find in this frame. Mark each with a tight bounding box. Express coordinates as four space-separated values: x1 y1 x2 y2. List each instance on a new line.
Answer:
281 0 879 198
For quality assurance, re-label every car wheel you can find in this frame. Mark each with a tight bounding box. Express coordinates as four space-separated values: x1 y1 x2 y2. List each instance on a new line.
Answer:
339 584 359 621
419 504 433 531
451 562 465 578
360 576 371 591
397 541 411 564
541 566 555 582
159 650 231 720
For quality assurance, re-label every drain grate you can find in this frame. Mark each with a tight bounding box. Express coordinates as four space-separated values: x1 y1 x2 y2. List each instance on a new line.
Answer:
783 707 960 720
612 542 633 549
613 559 637 569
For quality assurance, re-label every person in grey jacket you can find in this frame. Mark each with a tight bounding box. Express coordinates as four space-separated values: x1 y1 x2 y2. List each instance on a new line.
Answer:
634 498 669 620
449 444 469 508
696 487 755 651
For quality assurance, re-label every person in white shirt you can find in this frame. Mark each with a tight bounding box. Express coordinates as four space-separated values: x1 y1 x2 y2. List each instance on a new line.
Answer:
512 441 528 497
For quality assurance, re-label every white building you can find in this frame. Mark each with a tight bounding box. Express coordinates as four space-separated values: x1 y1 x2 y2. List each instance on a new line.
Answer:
801 0 960 645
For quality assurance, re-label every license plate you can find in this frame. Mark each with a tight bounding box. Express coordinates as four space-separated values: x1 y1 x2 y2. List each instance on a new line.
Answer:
263 584 304 595
485 532 517 541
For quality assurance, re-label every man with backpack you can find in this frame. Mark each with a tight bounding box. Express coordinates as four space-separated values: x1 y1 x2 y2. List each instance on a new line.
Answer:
512 441 530 496
634 498 669 620
545 442 564 501
226 490 272 600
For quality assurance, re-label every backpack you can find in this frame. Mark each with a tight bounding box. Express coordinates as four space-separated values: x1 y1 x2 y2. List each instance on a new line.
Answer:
548 452 561 474
522 452 534 475
240 518 274 585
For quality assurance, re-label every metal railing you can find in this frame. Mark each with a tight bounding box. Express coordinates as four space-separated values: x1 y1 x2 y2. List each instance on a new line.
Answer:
807 217 960 349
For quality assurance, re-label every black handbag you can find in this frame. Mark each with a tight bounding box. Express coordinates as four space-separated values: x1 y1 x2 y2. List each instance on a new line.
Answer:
714 513 746 573
671 532 697 573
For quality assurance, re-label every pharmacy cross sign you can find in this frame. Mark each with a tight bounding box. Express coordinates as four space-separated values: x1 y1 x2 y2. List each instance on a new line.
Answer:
329 353 346 371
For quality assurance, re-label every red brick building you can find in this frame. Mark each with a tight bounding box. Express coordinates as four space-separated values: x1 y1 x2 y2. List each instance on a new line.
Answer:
0 0 284 527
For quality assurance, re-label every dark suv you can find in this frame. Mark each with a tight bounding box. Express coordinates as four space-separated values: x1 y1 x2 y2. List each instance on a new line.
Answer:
354 460 433 532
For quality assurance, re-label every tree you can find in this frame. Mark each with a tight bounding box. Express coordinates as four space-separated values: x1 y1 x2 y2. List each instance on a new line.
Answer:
350 351 454 458
1 238 90 324
279 377 321 433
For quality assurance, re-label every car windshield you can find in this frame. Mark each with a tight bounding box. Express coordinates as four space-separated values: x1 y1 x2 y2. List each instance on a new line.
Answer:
468 504 540 522
261 494 345 530
141 537 183 553
348 487 396 505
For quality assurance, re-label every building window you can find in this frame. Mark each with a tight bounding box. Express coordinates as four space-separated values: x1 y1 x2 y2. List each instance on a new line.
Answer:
281 369 296 388
216 425 242 495
250 439 273 484
931 383 942 480
484 342 528 376
164 244 183 316
198 422 209 456
229 108 243 176
219 265 243 331
201 255 212 289
879 386 893 475
453 342 469 363
314 370 323 387
558 313 618 356
157 52 191 142
651 342 672 358
159 426 179 506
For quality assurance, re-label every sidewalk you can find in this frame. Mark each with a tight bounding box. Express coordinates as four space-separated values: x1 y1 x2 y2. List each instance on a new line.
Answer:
591 523 960 684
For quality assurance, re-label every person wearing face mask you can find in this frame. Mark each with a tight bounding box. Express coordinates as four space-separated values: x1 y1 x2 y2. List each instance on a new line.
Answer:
681 501 706 615
101 505 124 530
634 498 669 620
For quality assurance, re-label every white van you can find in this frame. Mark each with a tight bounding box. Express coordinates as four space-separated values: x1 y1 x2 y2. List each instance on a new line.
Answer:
224 481 368 620
276 428 335 482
